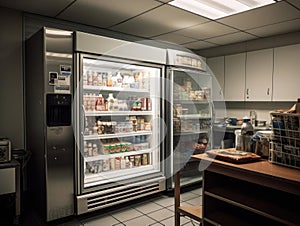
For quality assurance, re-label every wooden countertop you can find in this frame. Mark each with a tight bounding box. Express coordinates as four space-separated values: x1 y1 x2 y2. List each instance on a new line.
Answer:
192 153 300 195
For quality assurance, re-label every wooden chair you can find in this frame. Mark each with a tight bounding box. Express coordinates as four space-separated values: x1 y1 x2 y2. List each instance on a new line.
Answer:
174 170 203 226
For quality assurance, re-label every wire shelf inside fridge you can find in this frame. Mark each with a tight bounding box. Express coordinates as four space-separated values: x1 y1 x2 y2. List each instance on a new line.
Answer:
83 130 152 140
84 110 153 116
83 85 150 93
84 148 154 162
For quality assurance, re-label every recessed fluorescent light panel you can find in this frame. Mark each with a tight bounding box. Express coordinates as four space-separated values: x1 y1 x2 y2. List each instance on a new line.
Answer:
169 0 279 19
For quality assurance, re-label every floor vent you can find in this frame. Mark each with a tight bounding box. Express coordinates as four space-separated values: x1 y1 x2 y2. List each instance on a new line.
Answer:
77 177 165 214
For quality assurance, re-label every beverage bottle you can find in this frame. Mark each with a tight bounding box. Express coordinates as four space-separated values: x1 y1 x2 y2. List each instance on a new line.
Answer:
87 70 93 86
116 72 123 87
128 74 135 88
111 73 118 87
106 93 115 111
95 93 105 111
92 71 98 86
107 72 113 87
83 69 88 85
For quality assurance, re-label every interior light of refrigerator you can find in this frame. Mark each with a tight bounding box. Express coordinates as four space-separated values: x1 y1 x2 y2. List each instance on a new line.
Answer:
168 0 278 19
45 29 72 36
46 52 72 58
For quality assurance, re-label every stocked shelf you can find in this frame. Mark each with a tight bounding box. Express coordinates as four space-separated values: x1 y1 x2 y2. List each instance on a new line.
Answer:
83 85 149 93
84 110 153 116
83 130 152 140
174 100 209 104
174 130 209 136
177 114 211 119
84 148 153 162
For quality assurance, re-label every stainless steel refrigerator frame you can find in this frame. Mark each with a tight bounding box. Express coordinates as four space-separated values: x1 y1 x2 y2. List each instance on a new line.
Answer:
25 27 75 221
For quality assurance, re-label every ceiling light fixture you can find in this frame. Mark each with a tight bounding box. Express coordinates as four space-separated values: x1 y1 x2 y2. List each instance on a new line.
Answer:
168 0 279 19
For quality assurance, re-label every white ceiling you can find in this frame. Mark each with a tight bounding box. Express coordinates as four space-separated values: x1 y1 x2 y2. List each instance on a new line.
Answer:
0 0 299 51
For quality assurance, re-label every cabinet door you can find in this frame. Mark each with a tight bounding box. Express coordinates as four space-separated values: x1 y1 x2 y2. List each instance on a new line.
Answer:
273 44 300 101
225 53 246 101
245 49 273 101
207 56 225 101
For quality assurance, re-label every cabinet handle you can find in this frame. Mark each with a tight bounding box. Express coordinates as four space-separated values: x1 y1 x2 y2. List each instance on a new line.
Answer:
267 88 270 95
246 88 249 95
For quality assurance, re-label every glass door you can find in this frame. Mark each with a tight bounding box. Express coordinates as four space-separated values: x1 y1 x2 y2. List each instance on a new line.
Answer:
78 55 163 190
170 68 213 187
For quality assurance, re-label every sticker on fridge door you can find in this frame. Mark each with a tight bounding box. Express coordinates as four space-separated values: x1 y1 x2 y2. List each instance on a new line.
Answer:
60 65 72 76
54 65 71 93
49 72 58 85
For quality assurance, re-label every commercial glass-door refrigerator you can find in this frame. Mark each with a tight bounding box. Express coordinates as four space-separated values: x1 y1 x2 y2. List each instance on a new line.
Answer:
165 49 213 191
26 28 166 221
74 32 166 215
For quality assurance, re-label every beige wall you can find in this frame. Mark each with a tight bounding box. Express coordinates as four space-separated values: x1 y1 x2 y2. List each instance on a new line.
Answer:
0 7 23 149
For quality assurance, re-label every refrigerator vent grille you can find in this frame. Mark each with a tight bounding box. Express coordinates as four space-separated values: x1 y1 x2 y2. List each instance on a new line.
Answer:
86 182 160 211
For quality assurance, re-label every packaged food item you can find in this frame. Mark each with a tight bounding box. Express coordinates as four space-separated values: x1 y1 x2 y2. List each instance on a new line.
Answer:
92 71 98 86
103 159 110 171
146 97 151 111
142 153 148 165
88 143 93 156
120 157 126 169
116 72 123 87
87 70 93 85
97 72 103 86
129 156 135 167
107 72 113 87
134 155 141 166
107 93 115 111
83 69 88 85
144 122 151 131
103 144 110 154
125 157 130 168
102 73 108 86
92 144 98 156
115 157 120 170
95 93 105 111
110 158 115 170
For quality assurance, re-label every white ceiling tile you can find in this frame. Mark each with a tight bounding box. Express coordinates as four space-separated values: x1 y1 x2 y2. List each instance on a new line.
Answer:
206 32 257 45
0 0 73 16
175 21 238 40
218 1 300 30
155 0 172 2
57 0 162 28
152 33 197 45
109 4 209 37
286 0 300 8
247 19 300 37
183 41 217 50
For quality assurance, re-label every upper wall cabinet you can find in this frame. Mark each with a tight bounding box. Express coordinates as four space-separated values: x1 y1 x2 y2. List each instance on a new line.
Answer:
224 53 246 101
273 44 300 101
207 56 225 101
245 49 273 101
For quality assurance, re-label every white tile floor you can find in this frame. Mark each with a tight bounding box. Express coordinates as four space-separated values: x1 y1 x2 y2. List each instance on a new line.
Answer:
14 186 202 226
77 187 202 226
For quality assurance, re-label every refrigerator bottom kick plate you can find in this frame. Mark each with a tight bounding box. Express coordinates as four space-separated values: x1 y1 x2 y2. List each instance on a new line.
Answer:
76 176 165 215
